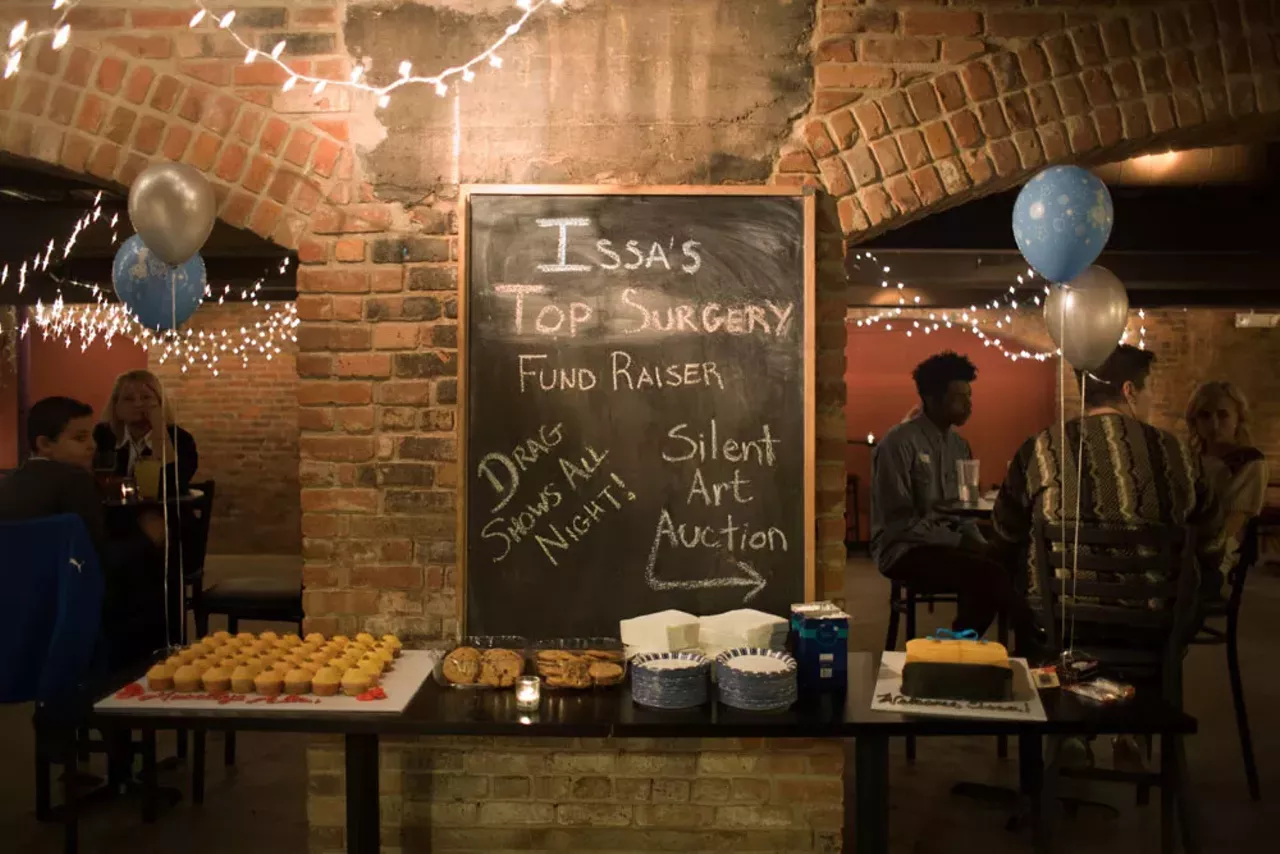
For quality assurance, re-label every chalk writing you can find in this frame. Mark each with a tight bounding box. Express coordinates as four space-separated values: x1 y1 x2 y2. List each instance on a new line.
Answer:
610 351 725 392
476 423 565 512
480 484 564 562
644 509 767 601
536 218 593 272
661 420 780 466
534 474 637 566
620 289 794 337
686 468 753 506
651 508 788 554
518 354 598 392
495 285 593 337
596 238 702 274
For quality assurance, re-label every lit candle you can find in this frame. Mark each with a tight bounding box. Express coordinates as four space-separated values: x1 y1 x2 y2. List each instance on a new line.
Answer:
515 675 540 711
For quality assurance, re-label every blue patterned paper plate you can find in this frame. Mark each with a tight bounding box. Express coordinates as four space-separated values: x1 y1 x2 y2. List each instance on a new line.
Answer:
715 648 797 712
631 652 710 710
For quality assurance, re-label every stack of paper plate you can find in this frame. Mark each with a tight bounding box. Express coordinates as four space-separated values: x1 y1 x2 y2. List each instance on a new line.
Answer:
631 652 710 709
715 648 798 711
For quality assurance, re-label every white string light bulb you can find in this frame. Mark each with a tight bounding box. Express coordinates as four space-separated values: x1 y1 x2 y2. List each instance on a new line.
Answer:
181 1 555 107
5 1 81 79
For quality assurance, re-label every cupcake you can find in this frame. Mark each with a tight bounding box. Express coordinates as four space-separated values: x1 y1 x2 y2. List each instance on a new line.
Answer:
244 641 269 657
200 635 224 648
213 630 232 643
279 633 302 647
359 653 386 675
307 651 334 667
254 669 284 696
354 632 376 647
269 659 293 675
341 668 372 697
201 666 231 694
373 647 396 669
357 661 381 686
304 632 325 645
219 656 241 671
164 654 185 669
284 668 312 695
173 664 202 692
177 648 200 664
312 666 342 697
336 653 362 672
331 634 350 646
231 664 260 693
235 632 256 643
381 635 403 656
146 663 175 691
187 642 212 658
258 630 279 643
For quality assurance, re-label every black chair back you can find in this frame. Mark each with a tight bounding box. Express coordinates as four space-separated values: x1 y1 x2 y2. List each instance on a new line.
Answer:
1031 518 1200 699
1226 517 1260 613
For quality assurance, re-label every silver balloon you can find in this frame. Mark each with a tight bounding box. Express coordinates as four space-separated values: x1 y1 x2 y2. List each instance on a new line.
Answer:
1043 265 1129 372
127 162 216 266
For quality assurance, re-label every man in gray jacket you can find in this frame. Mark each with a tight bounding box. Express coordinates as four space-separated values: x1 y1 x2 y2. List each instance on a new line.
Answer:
870 352 1017 636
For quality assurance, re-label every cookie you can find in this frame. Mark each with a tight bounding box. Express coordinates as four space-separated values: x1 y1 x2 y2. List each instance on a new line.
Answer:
584 649 624 663
588 661 625 686
554 657 592 689
479 649 523 687
536 650 577 663
442 647 482 684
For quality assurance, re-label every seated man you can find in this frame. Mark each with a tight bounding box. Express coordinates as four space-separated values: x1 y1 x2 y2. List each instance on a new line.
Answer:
871 352 1018 636
993 345 1225 620
0 396 167 667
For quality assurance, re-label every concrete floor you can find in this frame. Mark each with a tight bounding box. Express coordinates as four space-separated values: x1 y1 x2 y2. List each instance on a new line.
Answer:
1 554 1277 853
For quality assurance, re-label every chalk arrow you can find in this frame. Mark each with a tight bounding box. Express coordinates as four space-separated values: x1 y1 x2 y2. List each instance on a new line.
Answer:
644 511 767 603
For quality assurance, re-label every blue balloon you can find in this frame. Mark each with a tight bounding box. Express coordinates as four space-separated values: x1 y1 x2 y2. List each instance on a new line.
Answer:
1011 165 1114 283
112 234 205 331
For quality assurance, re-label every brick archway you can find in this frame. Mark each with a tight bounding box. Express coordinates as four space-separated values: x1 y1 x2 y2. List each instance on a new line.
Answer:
0 38 355 250
783 0 1280 239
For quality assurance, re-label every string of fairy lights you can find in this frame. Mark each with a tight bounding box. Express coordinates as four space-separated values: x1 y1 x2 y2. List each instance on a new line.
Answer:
0 193 299 377
845 249 1146 361
3 1 74 80
190 0 563 107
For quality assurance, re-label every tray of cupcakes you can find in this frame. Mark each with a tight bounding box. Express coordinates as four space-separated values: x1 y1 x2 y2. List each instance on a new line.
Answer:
435 636 528 689
533 638 627 690
95 631 438 715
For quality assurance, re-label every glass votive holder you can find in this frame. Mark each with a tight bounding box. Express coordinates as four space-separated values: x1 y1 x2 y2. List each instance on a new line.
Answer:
515 675 541 711
119 480 137 502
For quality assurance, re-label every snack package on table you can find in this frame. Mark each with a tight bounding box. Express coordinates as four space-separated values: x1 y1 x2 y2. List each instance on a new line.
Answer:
1064 677 1135 705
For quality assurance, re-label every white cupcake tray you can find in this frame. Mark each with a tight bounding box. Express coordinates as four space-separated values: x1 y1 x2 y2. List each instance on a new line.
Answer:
94 650 441 716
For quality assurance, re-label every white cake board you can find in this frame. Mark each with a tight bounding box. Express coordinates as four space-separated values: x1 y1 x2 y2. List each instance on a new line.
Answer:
870 651 1047 722
94 650 441 716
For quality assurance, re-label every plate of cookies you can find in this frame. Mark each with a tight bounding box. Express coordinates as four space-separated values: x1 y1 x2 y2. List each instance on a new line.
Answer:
435 636 528 689
534 639 627 690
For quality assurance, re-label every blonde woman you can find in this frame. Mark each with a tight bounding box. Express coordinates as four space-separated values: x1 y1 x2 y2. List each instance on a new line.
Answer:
93 369 199 493
1186 381 1268 572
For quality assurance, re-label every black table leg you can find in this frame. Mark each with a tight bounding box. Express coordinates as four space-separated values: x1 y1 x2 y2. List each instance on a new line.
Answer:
1018 733 1051 854
192 729 205 806
35 722 52 822
140 728 158 823
854 734 890 854
345 733 380 854
62 740 78 854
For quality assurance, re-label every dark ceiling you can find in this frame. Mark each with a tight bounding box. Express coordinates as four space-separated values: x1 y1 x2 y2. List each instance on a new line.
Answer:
851 144 1280 309
0 154 296 306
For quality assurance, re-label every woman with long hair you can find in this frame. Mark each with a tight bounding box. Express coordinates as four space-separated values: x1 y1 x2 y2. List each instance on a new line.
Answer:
93 369 199 493
1185 381 1268 571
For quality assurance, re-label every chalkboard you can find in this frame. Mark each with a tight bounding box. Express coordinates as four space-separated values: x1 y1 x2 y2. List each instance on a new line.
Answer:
460 186 815 639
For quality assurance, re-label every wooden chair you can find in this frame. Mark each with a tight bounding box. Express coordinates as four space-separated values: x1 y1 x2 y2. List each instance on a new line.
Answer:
1190 517 1261 801
1031 518 1201 854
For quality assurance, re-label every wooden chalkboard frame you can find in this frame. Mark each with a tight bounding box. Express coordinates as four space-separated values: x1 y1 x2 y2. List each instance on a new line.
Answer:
456 184 817 635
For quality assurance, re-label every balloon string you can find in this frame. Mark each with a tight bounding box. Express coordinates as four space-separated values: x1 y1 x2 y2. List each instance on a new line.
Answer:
1058 296 1068 655
1068 375 1086 656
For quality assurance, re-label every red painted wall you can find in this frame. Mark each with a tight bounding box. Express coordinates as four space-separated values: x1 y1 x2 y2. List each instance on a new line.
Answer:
844 326 1058 541
0 331 147 468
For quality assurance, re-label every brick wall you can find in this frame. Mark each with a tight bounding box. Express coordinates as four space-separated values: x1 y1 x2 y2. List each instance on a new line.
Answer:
149 303 301 555
307 736 843 852
6 2 1280 851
